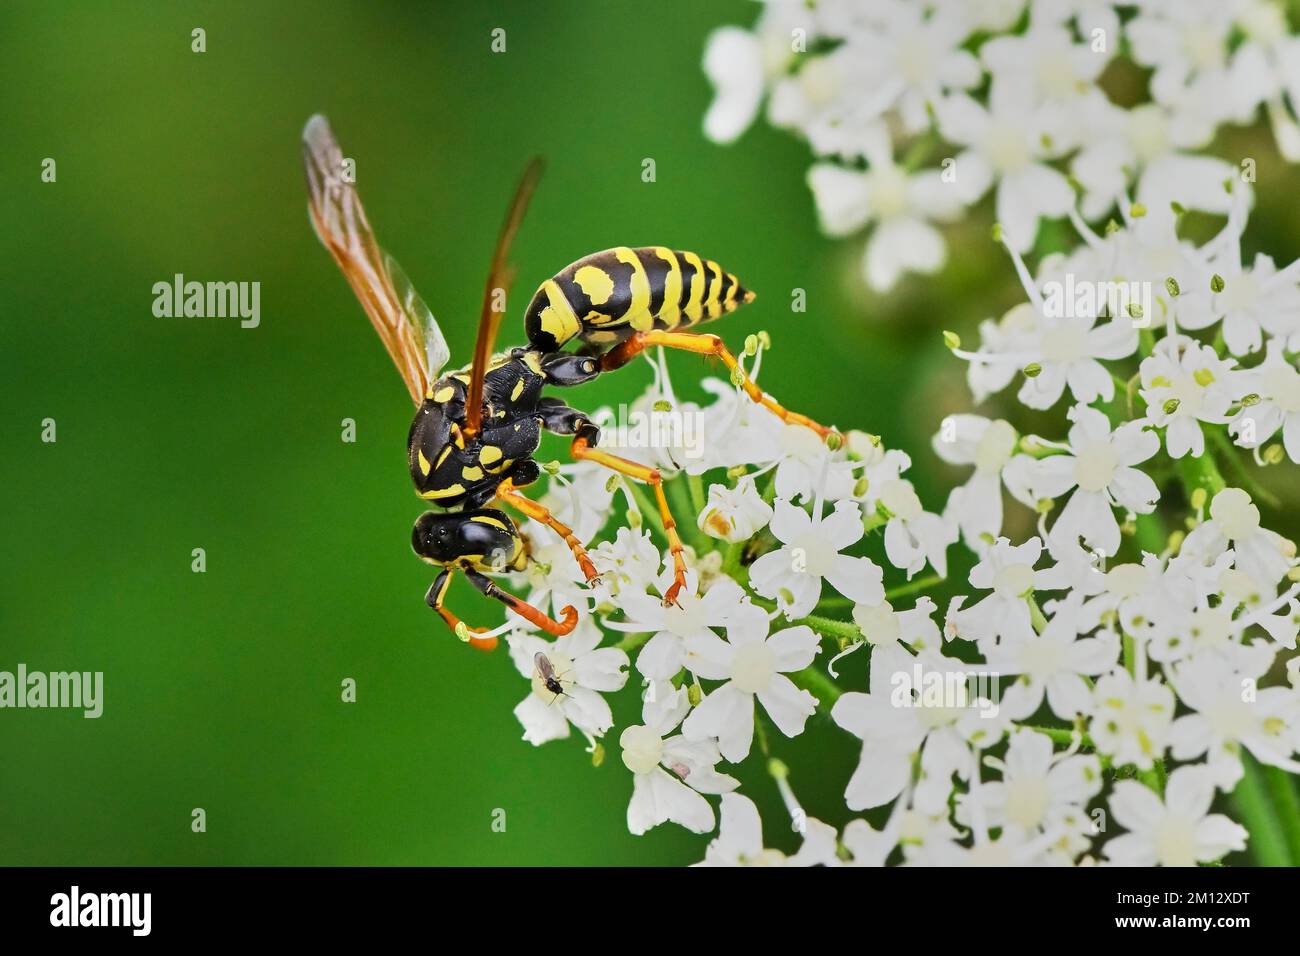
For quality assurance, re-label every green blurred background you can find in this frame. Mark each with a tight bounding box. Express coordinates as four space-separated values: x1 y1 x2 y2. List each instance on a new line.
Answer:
3 1 1298 865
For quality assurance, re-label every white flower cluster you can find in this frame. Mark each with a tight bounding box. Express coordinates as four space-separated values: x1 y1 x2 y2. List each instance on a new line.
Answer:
468 0 1300 868
490 223 1300 862
702 0 1300 291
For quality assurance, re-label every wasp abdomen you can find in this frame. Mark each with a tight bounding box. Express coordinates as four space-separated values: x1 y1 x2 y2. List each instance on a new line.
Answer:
524 246 754 352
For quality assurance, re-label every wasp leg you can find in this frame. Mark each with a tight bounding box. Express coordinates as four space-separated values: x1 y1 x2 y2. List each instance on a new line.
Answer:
494 478 601 585
599 330 837 440
425 569 498 652
568 436 689 607
536 397 600 443
462 566 579 637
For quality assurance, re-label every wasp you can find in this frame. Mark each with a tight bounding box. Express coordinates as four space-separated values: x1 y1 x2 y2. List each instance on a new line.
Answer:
303 115 833 652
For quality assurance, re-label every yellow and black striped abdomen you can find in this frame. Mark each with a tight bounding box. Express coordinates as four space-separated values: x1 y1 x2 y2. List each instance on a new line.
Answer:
524 246 755 352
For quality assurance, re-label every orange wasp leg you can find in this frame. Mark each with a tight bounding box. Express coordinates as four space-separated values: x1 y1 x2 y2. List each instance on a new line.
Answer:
426 569 498 652
494 480 601 584
568 436 689 606
599 330 837 440
462 566 579 637
426 568 578 649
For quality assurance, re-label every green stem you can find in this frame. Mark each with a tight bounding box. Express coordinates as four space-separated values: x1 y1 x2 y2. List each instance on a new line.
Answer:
900 129 939 172
885 574 943 601
1232 752 1293 866
1024 724 1083 747
1139 760 1166 797
666 474 706 552
1207 427 1281 509
754 713 771 757
687 472 707 518
1263 763 1300 865
624 480 666 541
1133 512 1166 557
614 630 652 654
748 597 863 647
1177 427 1227 502
1026 595 1048 634
789 662 842 706
721 539 743 578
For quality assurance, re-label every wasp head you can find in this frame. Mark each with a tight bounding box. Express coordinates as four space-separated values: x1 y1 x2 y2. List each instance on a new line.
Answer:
412 509 521 571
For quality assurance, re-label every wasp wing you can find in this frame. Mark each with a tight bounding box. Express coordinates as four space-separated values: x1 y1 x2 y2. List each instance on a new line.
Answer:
302 114 451 405
463 156 544 436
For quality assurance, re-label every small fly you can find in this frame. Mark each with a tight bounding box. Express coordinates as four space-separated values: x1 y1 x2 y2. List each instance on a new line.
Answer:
534 652 568 699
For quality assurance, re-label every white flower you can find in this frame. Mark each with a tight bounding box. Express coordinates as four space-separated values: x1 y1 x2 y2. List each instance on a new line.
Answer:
1071 101 1238 220
1208 253 1300 356
1168 649 1300 788
588 527 661 599
768 44 884 159
606 575 747 681
701 27 765 144
516 520 591 627
831 643 1005 814
987 593 1119 721
1127 1 1263 129
852 596 943 653
834 2 981 134
1103 766 1248 866
935 80 1075 252
620 681 738 835
695 793 839 866
807 157 963 291
1139 336 1244 458
932 415 1024 550
772 424 857 503
957 300 1138 411
980 22 1109 114
749 498 885 619
911 826 1057 866
880 479 956 578
1029 405 1161 557
850 439 914 514
701 3 811 145
689 377 786 475
1088 668 1175 771
1182 487 1295 592
840 818 896 867
697 479 772 544
681 602 820 761
506 620 629 745
1231 340 1300 457
540 459 617 546
950 537 1060 651
963 728 1104 858
1031 0 1121 45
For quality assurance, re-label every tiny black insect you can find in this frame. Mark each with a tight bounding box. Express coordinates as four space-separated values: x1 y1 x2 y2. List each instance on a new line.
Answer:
533 651 567 699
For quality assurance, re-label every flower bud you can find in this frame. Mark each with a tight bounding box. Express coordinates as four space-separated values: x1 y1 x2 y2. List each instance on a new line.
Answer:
698 481 773 543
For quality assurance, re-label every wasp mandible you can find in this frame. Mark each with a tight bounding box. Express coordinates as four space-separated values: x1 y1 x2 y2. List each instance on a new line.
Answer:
303 115 833 652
